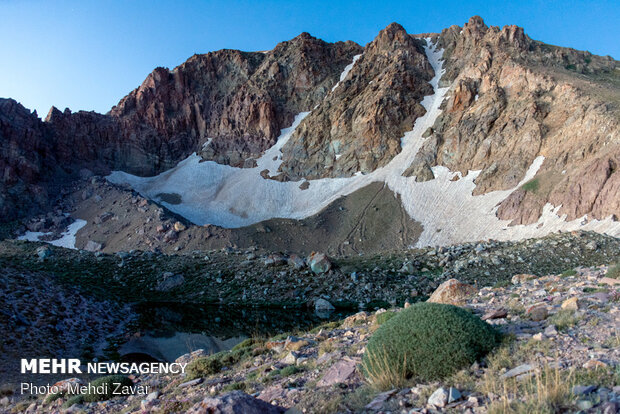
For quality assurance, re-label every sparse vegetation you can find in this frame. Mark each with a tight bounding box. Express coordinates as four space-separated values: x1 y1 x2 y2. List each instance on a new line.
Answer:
485 365 575 414
362 303 501 387
187 356 223 379
549 310 579 331
607 262 620 279
521 178 540 193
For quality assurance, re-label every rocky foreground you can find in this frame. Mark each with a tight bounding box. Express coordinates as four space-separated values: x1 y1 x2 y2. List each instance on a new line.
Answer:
2 261 619 413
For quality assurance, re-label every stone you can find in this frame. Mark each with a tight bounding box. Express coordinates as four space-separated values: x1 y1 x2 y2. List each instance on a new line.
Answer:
174 221 186 232
561 296 581 310
308 252 332 274
427 279 476 305
264 254 287 266
282 352 298 365
258 385 288 403
51 378 82 394
482 308 508 320
427 387 449 408
583 359 608 369
179 378 203 388
284 337 310 351
526 305 548 321
156 273 185 291
316 359 357 387
145 391 160 401
600 402 618 414
287 254 305 269
365 389 397 410
572 385 596 395
84 240 103 252
544 325 558 336
36 246 53 259
188 391 284 413
532 332 544 341
315 298 335 311
600 277 620 286
447 387 461 403
576 400 594 410
501 364 535 379
511 274 536 284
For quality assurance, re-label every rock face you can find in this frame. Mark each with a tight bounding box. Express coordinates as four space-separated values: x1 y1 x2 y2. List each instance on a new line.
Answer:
279 23 434 179
405 16 620 224
111 34 362 170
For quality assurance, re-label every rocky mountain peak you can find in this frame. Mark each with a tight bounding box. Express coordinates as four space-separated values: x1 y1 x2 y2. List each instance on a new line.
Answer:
367 22 415 53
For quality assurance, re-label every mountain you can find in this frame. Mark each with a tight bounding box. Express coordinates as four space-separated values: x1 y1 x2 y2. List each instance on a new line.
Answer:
1 16 619 249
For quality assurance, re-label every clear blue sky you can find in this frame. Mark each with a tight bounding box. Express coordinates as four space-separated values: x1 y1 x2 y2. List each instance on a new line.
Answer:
1 0 618 116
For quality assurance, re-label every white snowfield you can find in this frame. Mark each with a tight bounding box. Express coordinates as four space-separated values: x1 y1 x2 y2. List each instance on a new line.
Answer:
108 40 620 247
18 219 87 249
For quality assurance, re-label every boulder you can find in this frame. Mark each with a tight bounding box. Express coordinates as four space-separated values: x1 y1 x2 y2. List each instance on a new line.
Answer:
156 273 185 291
308 252 332 274
427 279 476 305
526 305 548 321
561 296 581 310
316 359 358 387
84 240 102 252
315 298 335 311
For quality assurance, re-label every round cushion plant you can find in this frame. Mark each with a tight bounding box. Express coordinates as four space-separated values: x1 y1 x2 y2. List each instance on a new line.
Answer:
363 302 501 386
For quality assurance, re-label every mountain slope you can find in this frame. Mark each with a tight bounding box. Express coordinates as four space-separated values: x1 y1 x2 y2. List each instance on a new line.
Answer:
1 16 619 248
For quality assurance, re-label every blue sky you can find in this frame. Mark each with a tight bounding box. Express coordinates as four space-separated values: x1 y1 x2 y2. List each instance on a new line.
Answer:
1 0 618 116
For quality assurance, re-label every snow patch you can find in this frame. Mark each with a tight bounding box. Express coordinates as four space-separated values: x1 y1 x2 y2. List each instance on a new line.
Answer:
108 39 620 246
19 219 87 249
331 54 362 92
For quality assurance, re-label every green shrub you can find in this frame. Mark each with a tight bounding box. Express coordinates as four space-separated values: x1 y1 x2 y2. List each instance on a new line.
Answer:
186 356 223 379
363 302 500 387
83 375 133 402
522 178 540 193
375 310 397 325
560 269 577 277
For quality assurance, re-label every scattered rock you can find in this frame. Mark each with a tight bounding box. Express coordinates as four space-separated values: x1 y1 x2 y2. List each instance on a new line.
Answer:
501 364 535 379
365 389 397 410
188 391 284 413
428 387 449 408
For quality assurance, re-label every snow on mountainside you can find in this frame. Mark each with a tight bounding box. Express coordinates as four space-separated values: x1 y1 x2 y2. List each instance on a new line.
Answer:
108 40 620 247
1 16 619 249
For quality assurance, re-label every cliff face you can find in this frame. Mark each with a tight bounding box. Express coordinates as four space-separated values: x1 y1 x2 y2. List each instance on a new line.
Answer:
278 23 434 180
403 16 619 223
109 35 362 169
0 99 56 219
